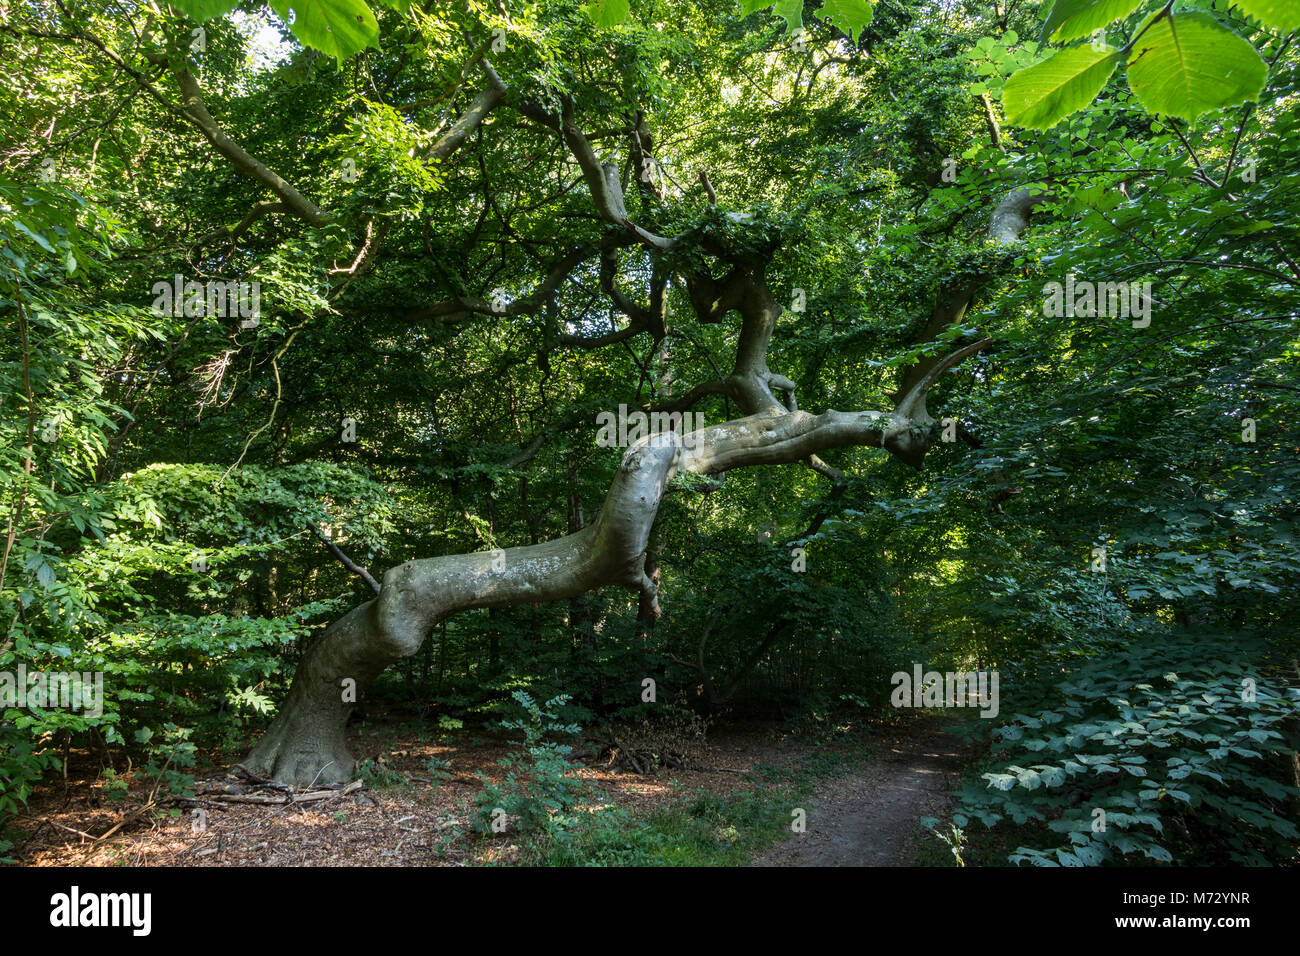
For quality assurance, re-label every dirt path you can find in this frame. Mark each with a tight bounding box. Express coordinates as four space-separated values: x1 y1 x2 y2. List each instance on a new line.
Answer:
751 719 971 867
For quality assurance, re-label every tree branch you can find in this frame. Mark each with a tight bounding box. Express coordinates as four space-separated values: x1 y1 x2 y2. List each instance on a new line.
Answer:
307 522 381 595
170 65 327 226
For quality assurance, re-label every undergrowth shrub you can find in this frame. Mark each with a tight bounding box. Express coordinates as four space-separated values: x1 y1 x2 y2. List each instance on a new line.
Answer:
954 631 1299 866
474 691 588 836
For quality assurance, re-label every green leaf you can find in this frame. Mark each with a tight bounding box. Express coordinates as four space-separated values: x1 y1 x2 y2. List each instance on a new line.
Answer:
1003 44 1121 129
1041 0 1143 44
1235 0 1300 33
167 0 241 22
1144 844 1173 862
13 219 55 252
584 0 630 28
268 0 380 61
1039 766 1067 787
1126 13 1268 122
1016 768 1043 789
820 0 873 41
774 0 804 35
1074 843 1106 865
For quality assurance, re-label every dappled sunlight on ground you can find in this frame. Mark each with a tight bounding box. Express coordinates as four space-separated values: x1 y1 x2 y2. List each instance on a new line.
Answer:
13 716 844 866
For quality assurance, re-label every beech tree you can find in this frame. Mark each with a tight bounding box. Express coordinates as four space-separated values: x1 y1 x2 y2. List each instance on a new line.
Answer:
4 0 1296 850
244 177 1041 781
209 12 1057 782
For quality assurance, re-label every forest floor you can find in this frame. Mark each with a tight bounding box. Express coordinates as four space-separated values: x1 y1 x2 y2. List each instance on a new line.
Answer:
751 719 971 866
10 714 976 867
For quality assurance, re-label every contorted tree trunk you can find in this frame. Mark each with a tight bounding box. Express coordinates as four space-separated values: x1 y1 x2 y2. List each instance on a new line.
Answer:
245 63 1045 785
246 401 936 783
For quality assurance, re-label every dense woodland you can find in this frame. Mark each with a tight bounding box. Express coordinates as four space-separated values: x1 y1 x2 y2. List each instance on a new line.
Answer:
2 0 1298 867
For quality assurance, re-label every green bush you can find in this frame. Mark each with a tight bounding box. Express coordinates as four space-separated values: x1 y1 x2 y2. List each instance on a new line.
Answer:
474 691 588 836
953 631 1300 866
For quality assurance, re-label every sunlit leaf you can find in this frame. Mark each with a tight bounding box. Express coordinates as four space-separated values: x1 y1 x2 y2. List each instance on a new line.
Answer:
1127 13 1267 122
1003 43 1120 128
269 0 380 61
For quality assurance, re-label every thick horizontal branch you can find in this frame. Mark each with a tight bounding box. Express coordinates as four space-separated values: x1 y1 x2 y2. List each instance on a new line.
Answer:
557 320 645 349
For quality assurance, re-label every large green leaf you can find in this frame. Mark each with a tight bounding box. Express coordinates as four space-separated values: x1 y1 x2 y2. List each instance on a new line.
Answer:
737 0 804 34
1235 0 1300 32
820 0 873 41
1127 13 1268 122
1041 0 1144 43
1003 43 1121 129
167 0 241 22
774 0 804 34
584 0 630 28
269 0 379 61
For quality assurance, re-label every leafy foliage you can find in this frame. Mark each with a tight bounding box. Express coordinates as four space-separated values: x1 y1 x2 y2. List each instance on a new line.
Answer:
473 692 589 835
954 633 1298 866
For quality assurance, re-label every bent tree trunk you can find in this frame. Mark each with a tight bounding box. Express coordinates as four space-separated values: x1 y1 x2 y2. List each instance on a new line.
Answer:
245 405 925 784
